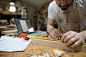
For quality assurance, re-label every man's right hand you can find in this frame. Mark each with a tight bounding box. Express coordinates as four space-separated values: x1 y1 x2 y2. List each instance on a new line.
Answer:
48 29 62 40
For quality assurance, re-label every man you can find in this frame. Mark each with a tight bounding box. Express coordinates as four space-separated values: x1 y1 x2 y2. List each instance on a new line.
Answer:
47 0 86 48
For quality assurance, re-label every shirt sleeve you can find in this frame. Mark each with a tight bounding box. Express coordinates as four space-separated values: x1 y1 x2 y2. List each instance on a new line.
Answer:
84 0 86 14
77 0 86 25
78 0 86 15
48 2 55 19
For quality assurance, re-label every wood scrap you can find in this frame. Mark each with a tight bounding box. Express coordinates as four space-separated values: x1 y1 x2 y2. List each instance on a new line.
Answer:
32 39 86 52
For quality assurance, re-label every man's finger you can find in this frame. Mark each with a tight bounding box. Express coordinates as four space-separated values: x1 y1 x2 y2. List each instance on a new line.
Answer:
61 31 71 43
71 40 82 48
65 37 78 47
53 32 58 37
64 34 75 43
51 34 58 40
48 35 53 39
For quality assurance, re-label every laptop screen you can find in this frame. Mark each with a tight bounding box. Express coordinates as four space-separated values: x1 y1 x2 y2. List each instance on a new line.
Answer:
14 19 32 33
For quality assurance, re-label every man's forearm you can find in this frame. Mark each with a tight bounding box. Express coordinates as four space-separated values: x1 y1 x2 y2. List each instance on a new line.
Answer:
47 25 54 34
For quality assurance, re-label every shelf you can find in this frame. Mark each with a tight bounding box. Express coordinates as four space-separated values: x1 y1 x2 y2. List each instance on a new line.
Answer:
40 8 48 14
0 11 21 15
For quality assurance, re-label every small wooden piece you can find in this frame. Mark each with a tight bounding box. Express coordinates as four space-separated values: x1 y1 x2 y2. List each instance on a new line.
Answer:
32 39 86 52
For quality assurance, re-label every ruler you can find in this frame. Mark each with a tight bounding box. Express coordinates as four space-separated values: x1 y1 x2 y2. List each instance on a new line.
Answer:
26 35 86 45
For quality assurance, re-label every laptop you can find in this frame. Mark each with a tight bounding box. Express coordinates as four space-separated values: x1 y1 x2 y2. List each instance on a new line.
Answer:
14 18 47 36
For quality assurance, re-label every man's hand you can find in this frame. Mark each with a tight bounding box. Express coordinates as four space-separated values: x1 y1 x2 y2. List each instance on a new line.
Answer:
61 31 85 48
48 29 62 40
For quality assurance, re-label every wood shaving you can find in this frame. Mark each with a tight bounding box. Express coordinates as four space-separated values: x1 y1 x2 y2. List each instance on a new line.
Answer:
31 53 50 57
53 49 65 57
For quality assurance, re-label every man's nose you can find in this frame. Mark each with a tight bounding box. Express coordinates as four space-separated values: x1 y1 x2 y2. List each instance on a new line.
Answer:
61 0 67 6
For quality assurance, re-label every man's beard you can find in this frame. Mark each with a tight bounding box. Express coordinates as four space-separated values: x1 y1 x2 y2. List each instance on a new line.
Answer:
59 4 70 11
58 1 73 11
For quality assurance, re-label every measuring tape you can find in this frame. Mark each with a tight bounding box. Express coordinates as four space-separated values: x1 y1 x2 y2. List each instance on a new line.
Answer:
26 35 86 45
83 43 86 45
26 35 61 41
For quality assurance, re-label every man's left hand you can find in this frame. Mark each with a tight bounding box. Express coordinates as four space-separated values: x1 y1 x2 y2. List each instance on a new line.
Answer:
61 31 85 48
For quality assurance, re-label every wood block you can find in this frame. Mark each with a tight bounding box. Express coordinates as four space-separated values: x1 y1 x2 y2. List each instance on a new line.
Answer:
32 39 86 52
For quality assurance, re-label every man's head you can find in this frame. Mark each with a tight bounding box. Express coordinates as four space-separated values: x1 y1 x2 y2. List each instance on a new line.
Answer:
55 0 74 11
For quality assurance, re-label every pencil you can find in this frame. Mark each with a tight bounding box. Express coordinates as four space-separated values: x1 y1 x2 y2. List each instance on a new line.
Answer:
58 27 61 40
58 27 60 32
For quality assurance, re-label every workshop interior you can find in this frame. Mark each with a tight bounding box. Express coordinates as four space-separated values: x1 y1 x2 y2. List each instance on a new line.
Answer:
0 0 86 57
0 0 51 35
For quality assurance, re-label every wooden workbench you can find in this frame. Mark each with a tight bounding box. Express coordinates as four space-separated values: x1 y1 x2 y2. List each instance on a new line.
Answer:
0 34 86 57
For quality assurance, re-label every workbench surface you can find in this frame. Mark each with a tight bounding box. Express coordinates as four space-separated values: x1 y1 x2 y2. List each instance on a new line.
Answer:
0 34 86 57
0 42 86 57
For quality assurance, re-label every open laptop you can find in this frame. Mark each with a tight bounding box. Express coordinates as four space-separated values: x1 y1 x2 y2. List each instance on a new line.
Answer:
14 18 47 36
